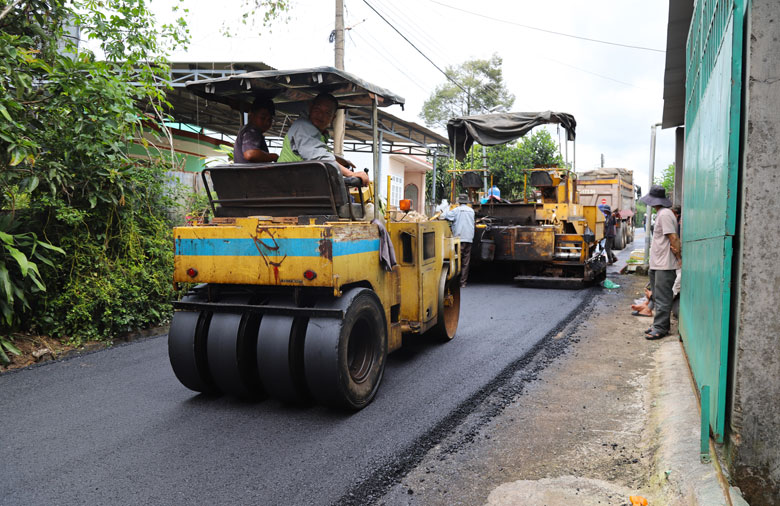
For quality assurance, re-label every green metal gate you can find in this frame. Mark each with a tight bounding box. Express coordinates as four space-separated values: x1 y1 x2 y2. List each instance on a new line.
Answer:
681 0 745 442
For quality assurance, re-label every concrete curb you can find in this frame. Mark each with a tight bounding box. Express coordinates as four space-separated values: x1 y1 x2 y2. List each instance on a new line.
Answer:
649 340 748 505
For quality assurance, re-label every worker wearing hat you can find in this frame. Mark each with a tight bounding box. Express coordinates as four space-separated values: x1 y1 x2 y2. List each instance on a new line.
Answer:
601 204 618 264
638 185 681 340
441 194 475 287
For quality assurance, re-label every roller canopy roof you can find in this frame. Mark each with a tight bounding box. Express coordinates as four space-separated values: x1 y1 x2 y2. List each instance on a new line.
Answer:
185 66 405 114
447 111 576 161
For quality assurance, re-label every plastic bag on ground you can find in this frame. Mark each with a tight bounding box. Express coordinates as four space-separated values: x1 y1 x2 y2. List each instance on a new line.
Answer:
601 279 620 289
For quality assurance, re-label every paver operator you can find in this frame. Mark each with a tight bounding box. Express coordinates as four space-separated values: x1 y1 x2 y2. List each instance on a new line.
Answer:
277 92 369 186
234 98 279 163
441 193 475 288
639 185 681 340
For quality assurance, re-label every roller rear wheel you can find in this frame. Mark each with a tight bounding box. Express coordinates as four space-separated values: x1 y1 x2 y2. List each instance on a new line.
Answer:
256 298 311 404
429 268 460 341
206 295 264 398
304 288 387 410
168 294 217 394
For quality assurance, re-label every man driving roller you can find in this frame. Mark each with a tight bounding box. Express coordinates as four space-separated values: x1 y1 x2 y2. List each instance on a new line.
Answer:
277 93 369 186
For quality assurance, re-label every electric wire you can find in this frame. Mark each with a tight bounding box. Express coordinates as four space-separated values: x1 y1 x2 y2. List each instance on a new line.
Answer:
428 0 666 53
546 57 646 89
362 0 510 115
345 3 433 94
349 30 431 94
371 0 455 68
361 0 468 95
364 0 648 94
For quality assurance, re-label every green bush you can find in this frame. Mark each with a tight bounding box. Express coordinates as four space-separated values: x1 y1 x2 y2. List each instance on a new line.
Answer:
0 0 187 345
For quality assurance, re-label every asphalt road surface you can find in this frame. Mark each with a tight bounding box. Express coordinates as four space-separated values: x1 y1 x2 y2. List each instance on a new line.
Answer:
2 281 590 505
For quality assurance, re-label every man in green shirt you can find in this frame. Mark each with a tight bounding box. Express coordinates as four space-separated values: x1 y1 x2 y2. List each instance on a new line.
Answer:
278 93 369 186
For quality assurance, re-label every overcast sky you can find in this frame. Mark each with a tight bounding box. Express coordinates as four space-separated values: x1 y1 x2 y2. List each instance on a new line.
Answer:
156 0 676 193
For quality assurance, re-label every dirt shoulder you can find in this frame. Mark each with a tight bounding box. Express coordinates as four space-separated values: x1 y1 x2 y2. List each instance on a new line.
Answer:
0 325 168 374
376 273 672 506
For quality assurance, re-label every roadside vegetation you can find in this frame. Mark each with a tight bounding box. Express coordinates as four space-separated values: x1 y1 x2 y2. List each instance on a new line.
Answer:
0 0 192 359
0 0 294 366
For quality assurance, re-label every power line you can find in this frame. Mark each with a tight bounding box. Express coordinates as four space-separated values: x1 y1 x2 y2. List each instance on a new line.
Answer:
349 30 431 94
363 0 503 115
546 57 647 89
371 0 455 68
428 0 666 53
361 0 467 95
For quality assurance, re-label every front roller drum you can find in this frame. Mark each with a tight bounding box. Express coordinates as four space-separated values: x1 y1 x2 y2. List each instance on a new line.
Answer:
304 288 387 410
168 295 217 394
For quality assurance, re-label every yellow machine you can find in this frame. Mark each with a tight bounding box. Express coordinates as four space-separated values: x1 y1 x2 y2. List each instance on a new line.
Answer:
168 69 461 410
445 112 606 285
474 168 606 283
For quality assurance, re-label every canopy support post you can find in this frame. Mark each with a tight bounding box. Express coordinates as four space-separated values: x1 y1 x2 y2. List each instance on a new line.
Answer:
372 96 380 221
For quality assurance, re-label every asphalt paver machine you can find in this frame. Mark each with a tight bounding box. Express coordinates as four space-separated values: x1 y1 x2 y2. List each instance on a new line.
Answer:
447 112 607 286
169 68 461 410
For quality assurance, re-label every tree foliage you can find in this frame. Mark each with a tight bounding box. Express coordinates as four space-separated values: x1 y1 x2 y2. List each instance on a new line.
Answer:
427 129 564 203
0 0 189 343
655 163 675 196
421 54 515 129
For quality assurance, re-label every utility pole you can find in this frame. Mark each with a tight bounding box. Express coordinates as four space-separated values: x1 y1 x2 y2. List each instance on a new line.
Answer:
333 0 346 156
645 122 662 264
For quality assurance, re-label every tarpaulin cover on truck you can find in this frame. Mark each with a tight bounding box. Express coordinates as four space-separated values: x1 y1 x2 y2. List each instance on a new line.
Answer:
447 111 577 161
577 168 633 180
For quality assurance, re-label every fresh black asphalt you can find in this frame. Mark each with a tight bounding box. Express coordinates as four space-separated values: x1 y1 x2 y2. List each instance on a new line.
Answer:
1 282 590 505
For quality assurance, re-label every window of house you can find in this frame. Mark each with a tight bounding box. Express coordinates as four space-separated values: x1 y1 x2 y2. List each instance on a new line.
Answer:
404 183 419 211
390 174 403 207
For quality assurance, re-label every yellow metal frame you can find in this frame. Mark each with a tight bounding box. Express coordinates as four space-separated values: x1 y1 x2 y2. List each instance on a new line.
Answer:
173 216 459 353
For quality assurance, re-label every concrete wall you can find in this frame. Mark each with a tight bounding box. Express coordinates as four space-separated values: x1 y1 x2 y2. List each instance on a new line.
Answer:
729 1 780 503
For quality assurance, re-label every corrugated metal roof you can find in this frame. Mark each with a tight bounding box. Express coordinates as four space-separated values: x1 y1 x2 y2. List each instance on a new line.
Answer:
662 0 694 129
155 64 448 153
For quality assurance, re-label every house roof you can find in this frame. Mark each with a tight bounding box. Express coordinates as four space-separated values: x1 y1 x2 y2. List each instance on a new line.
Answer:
390 153 432 172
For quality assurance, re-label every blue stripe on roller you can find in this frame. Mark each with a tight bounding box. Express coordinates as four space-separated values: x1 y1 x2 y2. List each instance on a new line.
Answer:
175 238 378 257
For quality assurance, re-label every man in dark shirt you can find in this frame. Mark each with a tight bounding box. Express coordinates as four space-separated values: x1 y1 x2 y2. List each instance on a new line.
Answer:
233 98 278 163
602 205 618 264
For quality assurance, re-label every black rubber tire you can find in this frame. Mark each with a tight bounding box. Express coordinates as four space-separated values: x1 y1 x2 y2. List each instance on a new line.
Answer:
206 296 264 398
429 268 460 341
257 299 311 404
168 294 217 394
303 288 387 410
614 224 625 250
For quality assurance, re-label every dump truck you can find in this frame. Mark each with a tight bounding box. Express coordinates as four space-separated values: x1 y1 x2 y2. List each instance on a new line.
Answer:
576 168 636 249
168 68 461 410
446 112 607 285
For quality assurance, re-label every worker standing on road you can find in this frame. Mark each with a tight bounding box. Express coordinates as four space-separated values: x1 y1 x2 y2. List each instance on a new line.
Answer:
602 205 618 264
639 185 681 340
441 194 475 288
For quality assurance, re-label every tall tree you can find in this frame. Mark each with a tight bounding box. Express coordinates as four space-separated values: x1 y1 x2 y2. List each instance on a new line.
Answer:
421 54 515 129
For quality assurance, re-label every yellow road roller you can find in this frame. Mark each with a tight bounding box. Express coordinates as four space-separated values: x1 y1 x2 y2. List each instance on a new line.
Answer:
168 68 461 410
